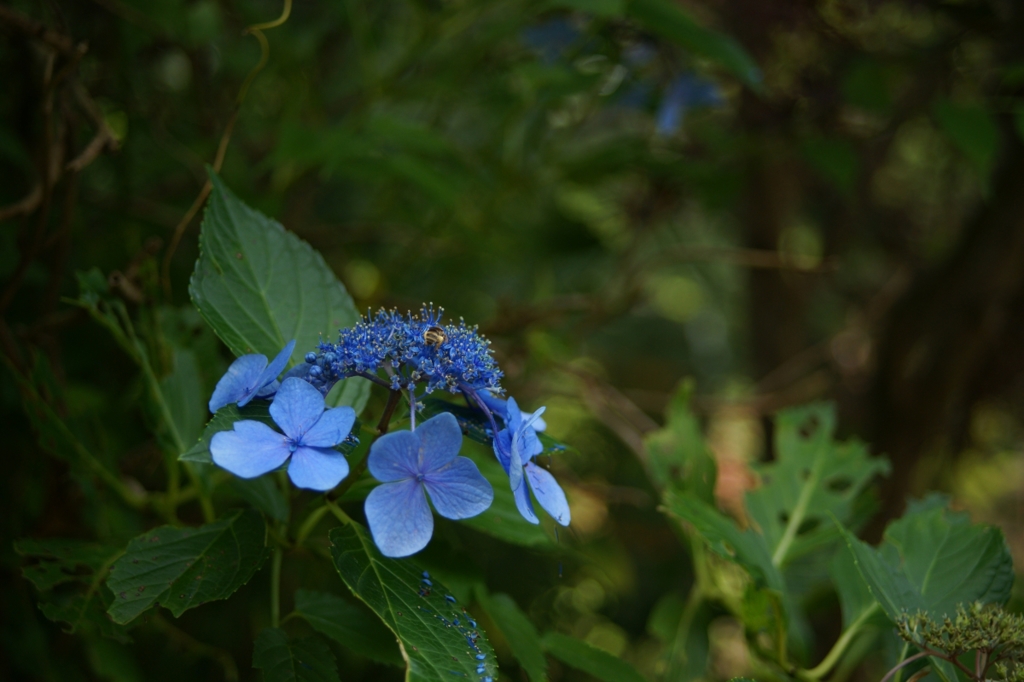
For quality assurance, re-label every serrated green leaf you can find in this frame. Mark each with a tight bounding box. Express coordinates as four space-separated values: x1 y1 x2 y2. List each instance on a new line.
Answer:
662 490 783 592
745 402 889 567
40 589 133 641
230 476 289 522
838 495 1013 623
477 590 547 682
541 632 646 682
160 348 206 452
106 509 269 624
292 589 403 667
253 628 340 682
16 539 120 592
829 543 879 630
624 0 761 88
189 170 359 367
328 523 498 682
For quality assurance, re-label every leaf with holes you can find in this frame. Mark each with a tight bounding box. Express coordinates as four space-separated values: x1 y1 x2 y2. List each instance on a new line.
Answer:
293 589 403 667
745 402 889 568
189 170 364 407
253 628 340 682
106 509 269 624
328 523 498 682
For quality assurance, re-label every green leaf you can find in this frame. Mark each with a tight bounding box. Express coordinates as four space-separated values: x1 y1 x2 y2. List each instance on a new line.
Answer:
624 0 760 88
106 509 269 624
745 402 889 567
189 170 359 366
839 494 1013 622
549 0 624 17
16 539 120 592
541 632 646 682
328 523 498 682
292 589 403 667
642 379 716 500
180 402 275 463
662 490 783 592
160 348 206 452
476 590 547 682
253 628 340 682
829 543 879 630
230 476 289 523
933 100 999 180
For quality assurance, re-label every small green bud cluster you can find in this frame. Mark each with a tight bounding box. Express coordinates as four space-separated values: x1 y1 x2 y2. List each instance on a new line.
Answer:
895 603 1024 682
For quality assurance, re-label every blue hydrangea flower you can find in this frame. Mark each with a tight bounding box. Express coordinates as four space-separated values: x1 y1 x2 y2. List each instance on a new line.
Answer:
303 305 503 397
480 390 547 432
365 412 493 557
210 377 355 490
493 397 570 527
208 340 296 413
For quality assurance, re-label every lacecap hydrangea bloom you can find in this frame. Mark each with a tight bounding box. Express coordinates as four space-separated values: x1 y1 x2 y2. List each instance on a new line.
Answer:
204 305 571 556
211 378 355 490
364 412 493 557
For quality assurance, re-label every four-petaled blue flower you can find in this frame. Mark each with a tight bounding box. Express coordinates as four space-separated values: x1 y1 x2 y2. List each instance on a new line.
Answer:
493 397 570 527
365 412 493 557
211 378 355 490
208 340 296 413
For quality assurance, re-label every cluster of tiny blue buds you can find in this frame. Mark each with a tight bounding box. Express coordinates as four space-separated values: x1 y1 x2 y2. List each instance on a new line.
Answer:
302 305 504 396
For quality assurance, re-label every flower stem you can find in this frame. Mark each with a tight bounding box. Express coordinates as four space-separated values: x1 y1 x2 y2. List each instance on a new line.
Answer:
295 504 331 545
801 603 880 680
270 545 283 629
330 389 402 500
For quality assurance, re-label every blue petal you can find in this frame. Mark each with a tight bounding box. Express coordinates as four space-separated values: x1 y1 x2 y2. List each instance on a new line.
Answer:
415 412 463 472
287 446 349 491
492 429 512 473
270 378 325 440
423 457 493 520
525 461 570 526
368 430 420 481
512 478 539 525
255 380 280 398
365 479 433 557
302 406 356 448
209 354 267 412
256 340 296 389
211 420 289 478
479 391 508 420
505 399 524 490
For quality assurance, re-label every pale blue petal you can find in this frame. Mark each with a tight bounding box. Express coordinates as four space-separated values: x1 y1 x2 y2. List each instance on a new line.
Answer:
209 354 267 412
505 396 524 433
270 378 325 439
479 391 508 420
512 478 539 525
211 420 289 478
423 457 493 520
525 461 570 526
287 446 349 491
255 380 279 398
492 429 512 473
368 430 420 481
302 406 356 448
281 364 310 381
365 479 433 557
416 412 463 472
508 441 523 492
257 339 296 388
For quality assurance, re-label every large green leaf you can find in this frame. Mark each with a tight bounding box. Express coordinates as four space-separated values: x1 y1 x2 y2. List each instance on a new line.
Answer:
476 589 547 682
745 403 889 568
160 348 206 452
106 509 269 624
459 448 554 548
662 490 783 592
541 632 646 682
292 589 403 667
253 628 340 682
231 476 289 523
328 523 498 682
17 539 120 592
624 0 761 88
188 170 362 397
839 494 1013 622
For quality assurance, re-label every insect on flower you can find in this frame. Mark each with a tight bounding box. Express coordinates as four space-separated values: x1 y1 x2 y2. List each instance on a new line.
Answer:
423 325 447 347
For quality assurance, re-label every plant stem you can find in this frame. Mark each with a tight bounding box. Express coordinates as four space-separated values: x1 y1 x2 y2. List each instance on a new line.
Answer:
295 504 331 545
270 546 283 629
801 603 880 680
880 652 932 682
